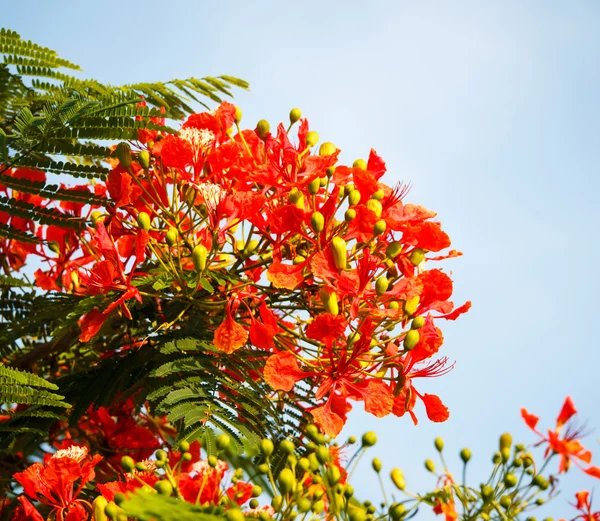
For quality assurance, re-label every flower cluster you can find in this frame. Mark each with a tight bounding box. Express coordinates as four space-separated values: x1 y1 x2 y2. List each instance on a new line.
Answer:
5 102 470 436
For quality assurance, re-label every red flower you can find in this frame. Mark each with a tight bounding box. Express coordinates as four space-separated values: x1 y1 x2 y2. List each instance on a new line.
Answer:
13 446 102 521
521 397 600 477
568 491 600 521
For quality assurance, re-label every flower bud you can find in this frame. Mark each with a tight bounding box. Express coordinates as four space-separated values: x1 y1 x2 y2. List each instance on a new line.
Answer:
226 509 245 521
349 509 367 521
386 241 402 259
298 457 310 471
389 503 406 521
293 255 306 265
305 131 319 147
373 220 387 236
165 227 177 247
375 276 389 296
192 244 208 272
481 484 494 501
93 496 109 521
258 463 269 474
289 108 302 124
319 289 339 316
260 439 274 458
503 473 518 488
492 452 502 464
179 440 190 452
499 433 512 451
308 177 321 195
256 120 270 140
310 211 325 233
327 464 342 485
319 176 328 187
460 448 472 463
501 447 511 463
403 330 420 351
121 456 135 472
138 150 151 171
316 446 330 464
434 437 444 452
250 485 262 498
366 199 383 218
154 479 173 496
312 500 325 514
345 208 356 222
388 301 400 310
390 468 405 490
104 501 120 521
279 439 295 455
425 459 435 472
409 248 425 266
319 142 336 156
90 211 104 226
372 189 385 201
499 495 511 509
137 212 151 231
244 239 259 255
348 331 361 344
353 159 367 170
362 432 377 447
348 190 361 206
115 142 132 171
411 316 425 329
403 296 420 316
216 433 231 451
182 452 192 462
330 237 347 270
297 498 311 513
532 474 549 490
234 107 243 124
372 458 382 473
114 493 126 506
207 455 217 467
278 468 295 494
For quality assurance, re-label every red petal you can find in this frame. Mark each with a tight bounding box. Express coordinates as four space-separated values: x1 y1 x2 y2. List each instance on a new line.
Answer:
264 352 306 391
362 380 394 418
213 314 248 354
556 396 577 428
584 466 600 479
521 408 540 431
421 393 450 422
311 405 345 437
79 309 106 343
267 262 305 290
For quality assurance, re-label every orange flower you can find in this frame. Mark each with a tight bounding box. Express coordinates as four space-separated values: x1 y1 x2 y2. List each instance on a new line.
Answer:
521 397 600 478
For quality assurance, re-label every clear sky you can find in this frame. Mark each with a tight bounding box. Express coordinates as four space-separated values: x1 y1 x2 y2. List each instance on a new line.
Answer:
4 1 600 518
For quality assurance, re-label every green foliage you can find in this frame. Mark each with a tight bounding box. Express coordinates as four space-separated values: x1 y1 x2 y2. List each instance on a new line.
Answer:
121 490 226 521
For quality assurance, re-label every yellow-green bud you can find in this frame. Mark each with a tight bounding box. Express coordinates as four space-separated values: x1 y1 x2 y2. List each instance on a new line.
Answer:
115 142 132 171
48 241 61 254
310 211 325 233
373 220 387 236
411 316 425 329
344 485 354 498
258 463 269 474
362 432 377 447
137 212 151 231
278 468 295 494
165 227 177 247
298 457 310 472
492 452 502 464
138 150 151 171
372 458 382 473
390 468 405 490
272 496 284 511
121 456 135 472
375 276 389 296
91 211 104 225
434 437 444 452
293 255 306 265
154 479 173 496
288 187 302 203
226 509 245 521
425 459 435 472
93 496 109 521
330 237 347 270
349 509 367 521
289 108 302 124
348 190 361 206
366 199 383 218
316 446 330 464
403 296 420 316
327 166 335 177
216 433 231 450
403 330 420 350
353 159 367 170
308 177 321 195
234 107 243 124
499 495 512 509
533 474 549 490
389 301 400 310
207 455 217 467
389 503 406 521
192 244 208 272
305 131 319 147
308 453 320 471
279 439 295 455
260 439 274 458
179 440 190 452
104 501 120 521
312 500 325 514
481 484 494 501
348 331 361 344
501 447 511 463
409 248 425 266
503 473 518 488
460 448 472 463
251 485 262 497
500 433 512 451
372 189 385 201
114 493 126 506
319 176 328 187
256 120 270 140
319 142 336 156
327 464 342 485
345 208 356 222
297 498 312 513
386 241 402 258
320 289 339 316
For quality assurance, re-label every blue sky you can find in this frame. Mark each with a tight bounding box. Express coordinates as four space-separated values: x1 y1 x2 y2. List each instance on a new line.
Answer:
5 1 600 517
